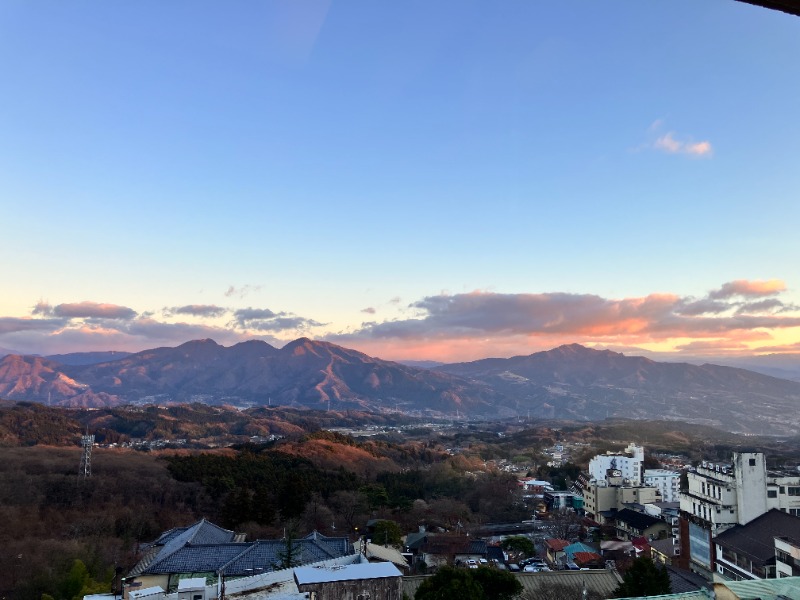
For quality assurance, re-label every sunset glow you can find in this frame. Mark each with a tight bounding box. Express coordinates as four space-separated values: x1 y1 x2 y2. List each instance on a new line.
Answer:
0 1 798 365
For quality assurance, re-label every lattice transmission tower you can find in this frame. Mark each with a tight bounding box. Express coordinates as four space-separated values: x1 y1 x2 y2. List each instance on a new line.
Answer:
79 430 95 478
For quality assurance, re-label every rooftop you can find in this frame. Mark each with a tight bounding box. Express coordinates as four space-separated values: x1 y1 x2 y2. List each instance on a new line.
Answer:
294 562 401 585
713 509 800 565
614 508 665 531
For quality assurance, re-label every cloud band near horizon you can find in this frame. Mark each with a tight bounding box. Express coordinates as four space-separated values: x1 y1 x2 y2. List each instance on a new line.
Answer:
1 279 798 359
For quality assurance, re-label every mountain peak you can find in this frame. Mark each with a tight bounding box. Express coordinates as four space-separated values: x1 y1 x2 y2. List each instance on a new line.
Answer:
179 338 220 348
545 343 623 359
282 337 323 356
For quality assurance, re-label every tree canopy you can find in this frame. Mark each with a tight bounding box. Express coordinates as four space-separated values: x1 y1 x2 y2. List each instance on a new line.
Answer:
415 566 522 600
615 557 671 597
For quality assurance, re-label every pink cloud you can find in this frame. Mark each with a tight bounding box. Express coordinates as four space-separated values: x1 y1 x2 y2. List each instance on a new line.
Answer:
710 279 786 299
645 120 713 158
653 132 713 157
326 282 800 360
53 301 137 320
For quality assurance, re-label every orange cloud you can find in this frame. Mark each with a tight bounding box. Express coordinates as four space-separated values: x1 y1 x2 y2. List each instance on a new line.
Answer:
325 282 800 361
710 279 786 298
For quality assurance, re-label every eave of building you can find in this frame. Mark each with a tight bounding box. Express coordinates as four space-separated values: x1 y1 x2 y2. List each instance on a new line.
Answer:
735 0 800 16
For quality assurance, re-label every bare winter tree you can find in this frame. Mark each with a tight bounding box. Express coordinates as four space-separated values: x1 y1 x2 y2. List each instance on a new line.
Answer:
547 508 583 541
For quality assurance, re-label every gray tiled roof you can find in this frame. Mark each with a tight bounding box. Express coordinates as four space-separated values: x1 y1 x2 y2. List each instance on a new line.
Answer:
145 543 251 574
137 527 354 577
156 519 238 566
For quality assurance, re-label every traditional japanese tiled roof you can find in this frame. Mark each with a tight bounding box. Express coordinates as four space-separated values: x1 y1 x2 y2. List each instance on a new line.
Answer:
129 522 353 578
486 545 505 562
572 551 603 566
128 519 240 577
403 531 428 550
144 543 250 574
544 538 570 552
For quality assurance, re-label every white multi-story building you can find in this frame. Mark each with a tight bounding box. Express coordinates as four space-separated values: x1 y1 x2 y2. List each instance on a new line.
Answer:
680 453 767 576
588 443 644 485
645 469 682 502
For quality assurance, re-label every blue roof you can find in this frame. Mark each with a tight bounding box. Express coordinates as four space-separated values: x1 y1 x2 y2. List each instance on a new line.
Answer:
563 542 597 560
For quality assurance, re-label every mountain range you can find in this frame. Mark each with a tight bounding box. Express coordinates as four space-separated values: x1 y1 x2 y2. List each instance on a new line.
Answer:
1 339 800 434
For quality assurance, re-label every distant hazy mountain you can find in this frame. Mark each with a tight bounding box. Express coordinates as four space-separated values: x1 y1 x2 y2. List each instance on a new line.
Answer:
397 360 445 369
0 338 508 417
435 344 800 434
697 354 800 383
2 340 800 433
0 346 20 359
44 351 133 366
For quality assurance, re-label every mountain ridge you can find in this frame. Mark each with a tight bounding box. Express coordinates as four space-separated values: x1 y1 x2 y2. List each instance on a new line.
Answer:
1 340 799 433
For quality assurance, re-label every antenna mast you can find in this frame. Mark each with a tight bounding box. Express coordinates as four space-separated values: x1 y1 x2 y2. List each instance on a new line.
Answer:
79 429 95 478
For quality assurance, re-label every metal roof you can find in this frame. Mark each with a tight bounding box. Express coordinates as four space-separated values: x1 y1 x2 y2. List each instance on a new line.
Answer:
717 575 800 599
176 578 206 591
294 562 401 585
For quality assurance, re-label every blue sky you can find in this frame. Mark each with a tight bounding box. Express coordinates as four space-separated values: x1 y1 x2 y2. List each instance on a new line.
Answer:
1 0 799 361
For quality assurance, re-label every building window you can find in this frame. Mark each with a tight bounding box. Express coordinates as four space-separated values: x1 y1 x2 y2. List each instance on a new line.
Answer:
788 487 800 496
768 490 778 498
790 509 800 516
749 458 756 466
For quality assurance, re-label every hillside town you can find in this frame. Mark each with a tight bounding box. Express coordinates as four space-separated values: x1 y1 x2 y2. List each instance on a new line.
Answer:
74 442 800 600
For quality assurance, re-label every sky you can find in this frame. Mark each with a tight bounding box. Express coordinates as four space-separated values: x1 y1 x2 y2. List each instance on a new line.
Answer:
1 0 800 362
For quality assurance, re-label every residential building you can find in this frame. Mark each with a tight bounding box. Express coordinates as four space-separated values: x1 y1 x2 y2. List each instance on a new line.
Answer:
583 473 661 523
563 542 598 565
713 509 800 581
651 538 682 567
415 535 488 569
645 469 682 502
294 562 403 600
775 534 800 578
364 542 409 573
680 452 800 577
766 474 800 515
518 478 554 494
123 520 353 596
613 508 671 541
543 491 583 513
589 443 644 485
544 539 570 565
